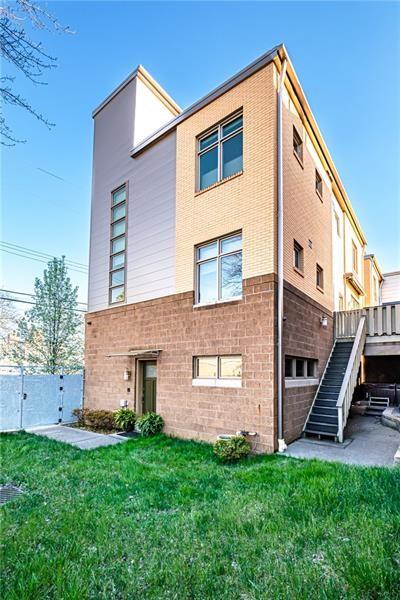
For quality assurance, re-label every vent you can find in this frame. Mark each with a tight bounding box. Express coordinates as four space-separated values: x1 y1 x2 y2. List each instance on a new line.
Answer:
0 484 24 506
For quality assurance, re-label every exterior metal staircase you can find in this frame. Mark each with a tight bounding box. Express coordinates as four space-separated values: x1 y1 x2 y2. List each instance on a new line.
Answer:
304 315 367 442
303 341 353 439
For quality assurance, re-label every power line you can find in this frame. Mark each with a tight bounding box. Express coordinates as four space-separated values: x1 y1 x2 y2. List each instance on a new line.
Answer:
0 296 87 313
0 289 87 307
1 241 88 270
0 249 88 275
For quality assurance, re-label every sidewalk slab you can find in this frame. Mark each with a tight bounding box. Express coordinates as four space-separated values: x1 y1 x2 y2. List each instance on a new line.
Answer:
27 425 128 450
284 415 400 467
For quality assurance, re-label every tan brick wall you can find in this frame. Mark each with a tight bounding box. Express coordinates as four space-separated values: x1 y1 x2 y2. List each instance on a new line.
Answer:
283 281 334 442
282 98 333 312
175 63 277 293
85 275 277 453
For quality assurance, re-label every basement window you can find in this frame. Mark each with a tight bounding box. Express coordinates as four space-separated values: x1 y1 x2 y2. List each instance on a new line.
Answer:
285 357 317 379
193 355 242 388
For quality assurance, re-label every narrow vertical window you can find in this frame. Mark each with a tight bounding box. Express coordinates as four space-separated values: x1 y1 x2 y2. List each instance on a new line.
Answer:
315 170 323 198
316 264 324 291
335 213 341 237
352 241 358 273
109 184 127 304
198 113 243 191
293 240 304 273
293 126 303 163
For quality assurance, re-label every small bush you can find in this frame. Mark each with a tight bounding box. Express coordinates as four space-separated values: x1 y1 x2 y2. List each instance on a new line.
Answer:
213 435 251 463
114 408 136 431
136 412 164 437
72 408 116 431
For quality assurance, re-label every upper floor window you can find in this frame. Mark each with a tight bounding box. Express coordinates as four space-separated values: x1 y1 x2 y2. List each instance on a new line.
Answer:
197 113 243 191
335 213 341 237
293 240 304 273
196 233 242 304
315 170 323 198
293 126 303 164
316 263 324 291
352 241 358 273
109 184 127 304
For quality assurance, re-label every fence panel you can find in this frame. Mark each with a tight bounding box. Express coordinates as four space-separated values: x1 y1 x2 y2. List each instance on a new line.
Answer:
0 367 83 432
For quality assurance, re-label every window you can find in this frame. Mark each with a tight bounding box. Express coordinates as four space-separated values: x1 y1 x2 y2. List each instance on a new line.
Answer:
349 295 360 310
109 184 127 304
293 240 304 272
293 126 303 163
315 170 323 198
196 233 242 304
352 241 358 273
194 355 242 383
285 357 317 379
316 264 324 291
339 294 344 311
197 113 243 190
335 213 341 237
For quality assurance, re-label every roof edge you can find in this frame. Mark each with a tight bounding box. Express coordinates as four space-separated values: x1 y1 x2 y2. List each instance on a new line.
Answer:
92 65 181 119
130 44 283 157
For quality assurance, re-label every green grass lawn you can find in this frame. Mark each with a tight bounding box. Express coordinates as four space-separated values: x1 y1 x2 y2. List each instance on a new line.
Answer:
1 433 399 599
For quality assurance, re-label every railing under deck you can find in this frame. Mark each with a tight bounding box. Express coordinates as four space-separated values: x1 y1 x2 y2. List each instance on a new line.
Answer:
334 303 400 339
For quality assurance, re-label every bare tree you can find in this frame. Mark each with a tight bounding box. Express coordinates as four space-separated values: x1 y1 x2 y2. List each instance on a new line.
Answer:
0 0 72 145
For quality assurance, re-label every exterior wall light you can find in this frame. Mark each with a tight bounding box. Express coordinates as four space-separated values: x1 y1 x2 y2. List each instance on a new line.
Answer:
320 315 328 327
119 399 128 408
123 368 131 381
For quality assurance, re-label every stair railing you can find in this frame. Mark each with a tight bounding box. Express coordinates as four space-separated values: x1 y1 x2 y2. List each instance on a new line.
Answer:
336 315 367 442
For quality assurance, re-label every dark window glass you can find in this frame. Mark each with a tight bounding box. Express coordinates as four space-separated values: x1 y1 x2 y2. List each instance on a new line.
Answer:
294 241 303 271
199 131 218 151
222 116 243 138
316 264 324 290
296 359 304 377
307 361 315 377
293 126 303 162
199 146 218 190
222 132 243 179
316 170 323 197
221 253 242 299
198 260 217 304
285 358 293 377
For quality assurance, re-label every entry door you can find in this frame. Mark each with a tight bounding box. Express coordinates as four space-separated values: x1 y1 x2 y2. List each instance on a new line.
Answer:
142 361 157 413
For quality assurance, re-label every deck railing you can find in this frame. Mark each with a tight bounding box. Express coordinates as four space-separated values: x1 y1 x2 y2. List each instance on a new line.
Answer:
336 316 367 442
334 303 400 339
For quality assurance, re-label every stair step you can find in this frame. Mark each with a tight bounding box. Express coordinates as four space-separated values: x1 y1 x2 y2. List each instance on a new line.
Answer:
304 423 338 435
318 391 340 400
313 406 337 415
314 399 337 407
320 384 341 392
309 414 338 426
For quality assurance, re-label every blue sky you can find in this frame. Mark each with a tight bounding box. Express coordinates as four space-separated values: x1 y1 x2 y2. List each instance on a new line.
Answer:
2 1 399 307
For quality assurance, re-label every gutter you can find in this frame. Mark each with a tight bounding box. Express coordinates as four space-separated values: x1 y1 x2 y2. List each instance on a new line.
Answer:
277 58 287 453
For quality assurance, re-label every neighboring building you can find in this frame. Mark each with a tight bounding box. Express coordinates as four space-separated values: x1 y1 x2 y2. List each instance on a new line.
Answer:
382 271 400 304
363 254 383 307
85 44 397 453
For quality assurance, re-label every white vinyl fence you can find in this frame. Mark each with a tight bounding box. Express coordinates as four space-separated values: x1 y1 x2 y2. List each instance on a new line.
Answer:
0 366 83 432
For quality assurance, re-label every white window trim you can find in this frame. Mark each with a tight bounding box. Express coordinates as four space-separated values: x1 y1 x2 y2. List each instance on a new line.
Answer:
285 378 319 388
192 378 242 388
195 233 242 305
197 112 243 191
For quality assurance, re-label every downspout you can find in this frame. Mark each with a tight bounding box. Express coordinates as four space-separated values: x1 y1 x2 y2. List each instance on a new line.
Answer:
277 58 287 452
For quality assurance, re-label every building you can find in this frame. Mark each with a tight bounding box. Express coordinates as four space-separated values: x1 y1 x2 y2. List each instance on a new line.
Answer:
382 271 400 304
363 254 383 307
85 44 398 453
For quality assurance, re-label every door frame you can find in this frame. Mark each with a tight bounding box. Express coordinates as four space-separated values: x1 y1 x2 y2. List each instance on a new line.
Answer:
135 358 157 415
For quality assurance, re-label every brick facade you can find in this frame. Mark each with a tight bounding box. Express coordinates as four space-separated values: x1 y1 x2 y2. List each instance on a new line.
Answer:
282 281 334 442
85 275 277 453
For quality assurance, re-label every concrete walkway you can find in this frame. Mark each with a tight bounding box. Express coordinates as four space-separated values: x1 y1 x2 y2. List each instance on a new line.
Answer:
284 415 400 467
27 424 129 450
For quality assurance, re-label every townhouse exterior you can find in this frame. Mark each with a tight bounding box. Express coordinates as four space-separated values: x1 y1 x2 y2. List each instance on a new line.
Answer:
85 45 394 453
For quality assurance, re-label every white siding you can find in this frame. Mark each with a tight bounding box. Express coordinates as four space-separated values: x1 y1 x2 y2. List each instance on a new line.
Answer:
88 75 177 313
382 272 400 303
332 196 345 311
126 132 176 304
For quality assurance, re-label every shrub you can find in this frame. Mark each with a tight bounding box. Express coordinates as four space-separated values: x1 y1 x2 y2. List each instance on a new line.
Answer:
136 412 164 437
72 408 116 431
114 408 136 432
213 435 251 463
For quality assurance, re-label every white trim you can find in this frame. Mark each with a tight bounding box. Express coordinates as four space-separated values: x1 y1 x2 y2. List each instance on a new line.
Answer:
192 378 242 388
193 296 242 309
285 377 319 388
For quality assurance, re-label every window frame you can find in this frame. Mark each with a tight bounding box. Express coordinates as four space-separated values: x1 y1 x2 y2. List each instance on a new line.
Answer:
293 240 304 274
285 356 317 379
195 232 242 305
109 183 128 305
316 263 324 291
315 169 323 199
197 111 243 191
293 125 303 165
193 355 242 385
352 241 358 273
